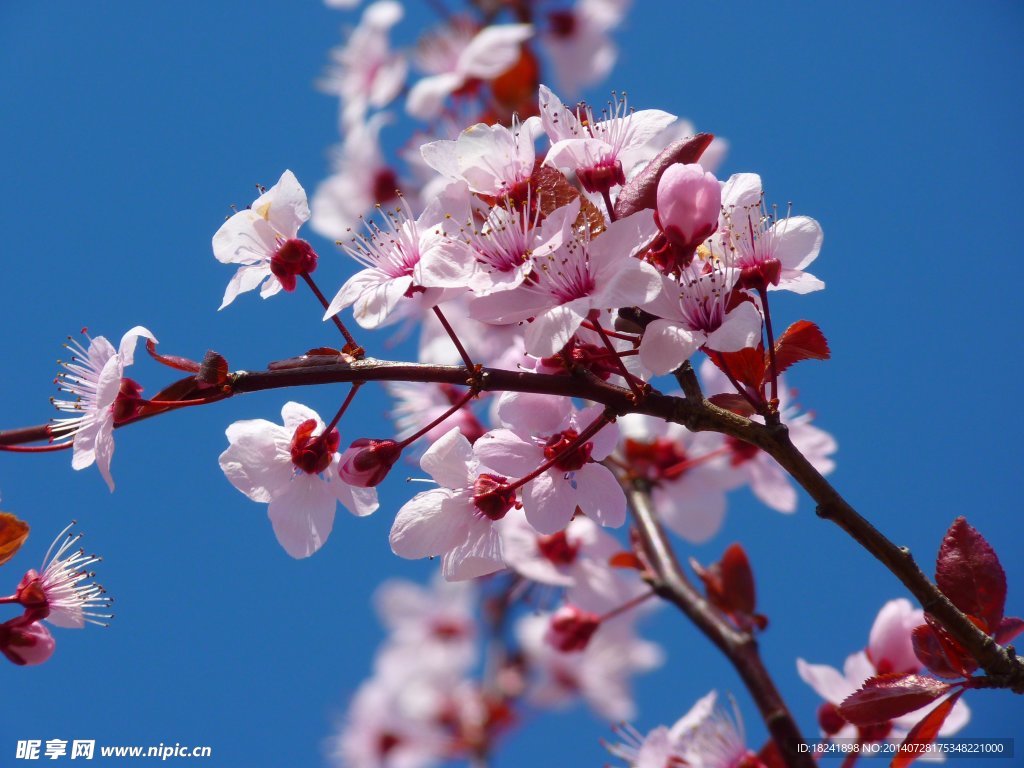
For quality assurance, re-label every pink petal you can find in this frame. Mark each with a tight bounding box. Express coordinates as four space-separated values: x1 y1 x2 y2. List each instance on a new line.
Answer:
267 475 336 558
572 464 626 528
420 428 474 489
474 429 541 477
390 489 464 560
705 301 762 353
639 319 700 375
524 298 590 357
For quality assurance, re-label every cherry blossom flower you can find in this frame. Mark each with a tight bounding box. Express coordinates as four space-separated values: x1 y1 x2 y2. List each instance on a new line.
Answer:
617 413 734 543
540 85 676 194
15 522 111 629
700 359 836 513
407 21 533 120
219 402 378 558
325 183 475 329
717 172 824 294
654 162 721 269
420 117 542 199
475 392 623 534
389 428 512 580
500 509 620 588
638 257 763 377
51 326 156 491
540 0 630 98
517 612 662 721
469 208 661 358
319 0 407 129
311 113 404 241
606 691 755 768
798 599 970 741
213 170 316 309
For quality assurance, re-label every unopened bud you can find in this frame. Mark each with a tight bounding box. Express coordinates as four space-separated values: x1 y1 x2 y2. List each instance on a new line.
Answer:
338 438 402 487
290 419 340 475
654 163 720 271
546 605 601 652
0 618 56 666
270 238 318 292
817 702 846 736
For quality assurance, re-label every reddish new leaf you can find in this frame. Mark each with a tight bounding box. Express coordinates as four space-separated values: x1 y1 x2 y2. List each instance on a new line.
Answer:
707 346 767 395
614 133 715 219
608 551 644 571
708 393 758 417
839 674 952 726
994 616 1024 646
0 512 29 567
891 690 964 768
530 165 606 237
935 517 1006 633
773 320 831 376
145 338 200 373
691 544 767 631
922 613 979 678
911 624 963 680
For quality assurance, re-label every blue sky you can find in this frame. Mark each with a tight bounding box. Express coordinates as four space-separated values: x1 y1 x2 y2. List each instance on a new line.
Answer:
1 1 1022 766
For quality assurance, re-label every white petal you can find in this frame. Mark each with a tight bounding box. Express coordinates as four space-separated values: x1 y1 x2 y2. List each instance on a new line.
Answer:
117 326 157 366
220 265 271 309
458 24 533 79
771 216 822 271
443 518 506 580
256 169 310 239
474 429 540 477
720 172 762 210
267 475 336 559
406 73 463 120
420 428 474 490
796 658 855 705
705 301 762 353
524 298 589 357
390 489 464 560
639 319 701 376
219 420 292 502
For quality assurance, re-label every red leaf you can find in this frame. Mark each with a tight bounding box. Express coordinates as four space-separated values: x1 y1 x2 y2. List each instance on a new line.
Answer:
0 512 29 567
691 544 766 631
911 625 964 680
708 393 758 417
613 134 715 219
608 552 644 571
891 690 964 768
707 346 767 396
773 320 831 376
196 351 229 388
994 616 1024 646
530 165 606 237
839 674 952 726
145 338 200 373
922 613 979 678
935 517 1006 633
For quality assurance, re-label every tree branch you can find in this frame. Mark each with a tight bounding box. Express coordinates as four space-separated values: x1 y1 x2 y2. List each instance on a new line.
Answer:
627 482 814 768
1 353 1021 692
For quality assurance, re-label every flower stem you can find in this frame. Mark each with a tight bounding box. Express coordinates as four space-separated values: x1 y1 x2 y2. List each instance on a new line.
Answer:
300 272 364 357
588 313 647 403
757 286 780 410
432 306 477 376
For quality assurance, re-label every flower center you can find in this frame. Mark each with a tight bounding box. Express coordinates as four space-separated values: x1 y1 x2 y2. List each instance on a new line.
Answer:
289 419 339 474
536 530 580 565
543 430 592 471
473 474 516 521
270 238 318 292
623 438 690 483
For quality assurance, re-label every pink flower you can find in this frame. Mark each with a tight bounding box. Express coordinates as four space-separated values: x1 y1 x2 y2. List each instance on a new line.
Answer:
717 172 824 294
420 117 542 198
325 184 474 329
15 523 111 629
213 170 314 309
219 402 378 558
655 163 721 265
499 510 620 587
337 438 402 487
797 599 970 740
469 207 661 358
318 1 407 128
0 618 55 666
540 0 630 98
540 85 676 194
516 612 663 721
407 21 533 120
700 359 836 513
475 392 624 534
311 113 404 241
389 428 511 580
638 262 763 377
546 605 601 651
51 326 157 491
617 413 734 543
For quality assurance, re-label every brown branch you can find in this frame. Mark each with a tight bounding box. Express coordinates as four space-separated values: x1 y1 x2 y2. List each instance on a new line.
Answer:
2 354 1021 692
627 482 814 768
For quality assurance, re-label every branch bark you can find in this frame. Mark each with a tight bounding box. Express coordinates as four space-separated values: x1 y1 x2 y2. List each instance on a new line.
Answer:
628 482 814 768
2 353 1021 692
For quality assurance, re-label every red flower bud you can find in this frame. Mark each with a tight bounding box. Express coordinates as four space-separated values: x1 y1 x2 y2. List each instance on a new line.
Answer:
270 238 318 292
545 605 601 652
338 438 402 487
0 618 56 666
